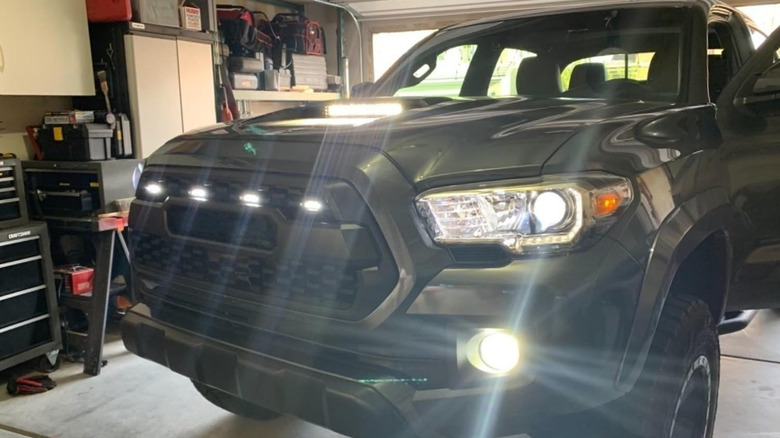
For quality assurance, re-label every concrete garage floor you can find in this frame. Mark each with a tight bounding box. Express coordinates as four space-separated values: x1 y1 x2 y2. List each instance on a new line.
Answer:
0 311 779 438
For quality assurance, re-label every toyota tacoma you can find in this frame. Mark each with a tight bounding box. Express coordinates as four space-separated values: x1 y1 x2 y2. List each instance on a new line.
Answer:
121 1 780 437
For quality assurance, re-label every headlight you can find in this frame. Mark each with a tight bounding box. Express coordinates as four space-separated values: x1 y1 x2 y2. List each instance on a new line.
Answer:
415 174 632 254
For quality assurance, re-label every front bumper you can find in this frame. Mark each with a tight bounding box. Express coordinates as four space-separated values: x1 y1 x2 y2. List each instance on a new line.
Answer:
122 304 417 437
122 303 618 438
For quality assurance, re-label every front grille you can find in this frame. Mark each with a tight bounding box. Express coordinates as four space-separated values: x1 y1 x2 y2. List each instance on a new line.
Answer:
133 232 360 310
132 165 400 321
166 205 278 251
139 170 309 219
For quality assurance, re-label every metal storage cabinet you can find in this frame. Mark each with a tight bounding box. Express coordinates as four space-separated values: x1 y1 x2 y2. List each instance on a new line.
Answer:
0 222 61 372
0 158 29 229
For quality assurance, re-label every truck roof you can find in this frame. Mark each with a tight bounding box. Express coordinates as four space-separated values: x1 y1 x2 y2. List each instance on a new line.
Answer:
450 0 727 29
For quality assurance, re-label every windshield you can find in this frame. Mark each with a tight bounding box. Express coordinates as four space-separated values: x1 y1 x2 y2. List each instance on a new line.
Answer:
375 7 689 102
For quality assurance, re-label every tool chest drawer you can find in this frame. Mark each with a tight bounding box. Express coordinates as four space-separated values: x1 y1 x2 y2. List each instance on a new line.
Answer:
0 317 53 361
0 256 45 296
0 286 49 329
0 199 22 223
0 167 15 189
0 159 28 227
0 236 39 265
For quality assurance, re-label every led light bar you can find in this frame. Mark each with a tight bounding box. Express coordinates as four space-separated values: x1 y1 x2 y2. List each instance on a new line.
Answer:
326 103 404 118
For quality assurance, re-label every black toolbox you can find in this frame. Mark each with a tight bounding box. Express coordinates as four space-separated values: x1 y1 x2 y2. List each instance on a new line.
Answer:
0 222 61 371
0 158 29 229
228 56 265 73
37 124 114 161
23 160 143 217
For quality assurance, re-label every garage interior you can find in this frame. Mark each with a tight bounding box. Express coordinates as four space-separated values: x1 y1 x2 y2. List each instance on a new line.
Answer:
1 1 780 437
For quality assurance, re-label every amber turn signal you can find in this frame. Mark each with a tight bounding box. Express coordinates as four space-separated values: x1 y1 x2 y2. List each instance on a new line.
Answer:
594 191 622 217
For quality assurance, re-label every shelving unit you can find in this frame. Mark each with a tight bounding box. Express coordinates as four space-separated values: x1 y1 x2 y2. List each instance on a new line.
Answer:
216 0 345 118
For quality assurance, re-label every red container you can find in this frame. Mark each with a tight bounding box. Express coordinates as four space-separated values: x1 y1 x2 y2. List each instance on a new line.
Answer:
86 0 132 23
54 266 95 296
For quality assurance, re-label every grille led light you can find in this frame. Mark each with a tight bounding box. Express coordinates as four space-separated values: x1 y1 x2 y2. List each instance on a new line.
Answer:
144 183 163 196
240 192 262 207
189 187 208 202
302 199 323 213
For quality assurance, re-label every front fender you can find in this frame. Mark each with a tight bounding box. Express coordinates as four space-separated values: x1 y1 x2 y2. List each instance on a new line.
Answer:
615 188 737 389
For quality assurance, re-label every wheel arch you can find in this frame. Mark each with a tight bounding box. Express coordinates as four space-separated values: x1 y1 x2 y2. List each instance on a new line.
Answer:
616 188 737 390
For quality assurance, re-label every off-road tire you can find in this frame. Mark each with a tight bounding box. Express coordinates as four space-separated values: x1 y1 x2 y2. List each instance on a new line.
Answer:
192 381 282 421
619 295 720 438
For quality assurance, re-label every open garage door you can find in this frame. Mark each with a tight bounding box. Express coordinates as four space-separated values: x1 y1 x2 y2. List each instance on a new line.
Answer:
332 0 578 21
333 0 780 21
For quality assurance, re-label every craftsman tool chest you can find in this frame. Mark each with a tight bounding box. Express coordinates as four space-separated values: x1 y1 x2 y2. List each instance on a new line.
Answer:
0 159 29 228
0 222 61 371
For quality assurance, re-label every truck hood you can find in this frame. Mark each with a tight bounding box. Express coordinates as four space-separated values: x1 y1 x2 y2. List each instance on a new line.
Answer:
164 97 675 187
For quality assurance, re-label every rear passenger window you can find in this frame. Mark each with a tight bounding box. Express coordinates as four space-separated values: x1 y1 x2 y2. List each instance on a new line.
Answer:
488 49 536 97
561 52 656 91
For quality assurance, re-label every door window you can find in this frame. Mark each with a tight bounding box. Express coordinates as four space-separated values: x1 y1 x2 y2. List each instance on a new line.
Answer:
709 22 742 101
488 49 536 97
395 45 477 98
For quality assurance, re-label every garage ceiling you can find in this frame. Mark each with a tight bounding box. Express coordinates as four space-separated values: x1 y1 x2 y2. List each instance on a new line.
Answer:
331 0 780 21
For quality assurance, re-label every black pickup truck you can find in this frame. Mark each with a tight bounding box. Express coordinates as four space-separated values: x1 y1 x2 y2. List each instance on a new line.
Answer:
121 1 780 437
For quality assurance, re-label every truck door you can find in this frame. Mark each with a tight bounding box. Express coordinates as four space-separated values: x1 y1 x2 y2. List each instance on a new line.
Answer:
719 26 780 310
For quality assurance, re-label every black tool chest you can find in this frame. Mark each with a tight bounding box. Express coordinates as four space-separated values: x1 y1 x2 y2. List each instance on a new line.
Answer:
0 164 61 372
0 159 29 228
0 223 61 369
23 160 142 217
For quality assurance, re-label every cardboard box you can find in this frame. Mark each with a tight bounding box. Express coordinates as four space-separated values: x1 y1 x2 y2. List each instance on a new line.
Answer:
180 5 201 30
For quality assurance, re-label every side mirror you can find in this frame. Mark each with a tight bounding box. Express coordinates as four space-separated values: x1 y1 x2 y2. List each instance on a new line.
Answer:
351 82 375 98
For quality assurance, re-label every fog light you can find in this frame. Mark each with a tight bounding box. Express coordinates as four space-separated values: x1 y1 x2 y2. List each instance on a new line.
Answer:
467 330 521 374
